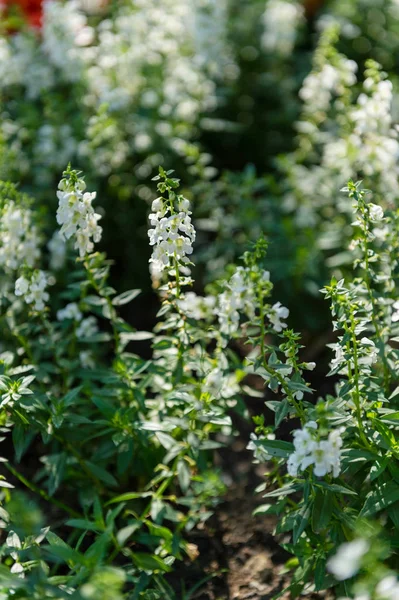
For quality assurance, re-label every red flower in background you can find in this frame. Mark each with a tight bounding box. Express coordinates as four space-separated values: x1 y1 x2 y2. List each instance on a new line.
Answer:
1 0 44 30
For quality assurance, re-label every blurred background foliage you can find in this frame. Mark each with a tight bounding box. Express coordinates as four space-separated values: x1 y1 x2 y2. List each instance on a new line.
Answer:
1 0 399 332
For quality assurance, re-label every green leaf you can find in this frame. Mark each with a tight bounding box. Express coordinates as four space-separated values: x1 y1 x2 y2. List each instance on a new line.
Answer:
106 491 153 505
132 552 172 573
258 439 294 458
293 502 311 544
360 481 399 517
312 489 333 531
177 460 191 493
112 289 141 306
66 519 102 532
263 483 299 498
84 461 118 487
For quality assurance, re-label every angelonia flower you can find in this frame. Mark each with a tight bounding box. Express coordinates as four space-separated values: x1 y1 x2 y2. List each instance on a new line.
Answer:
261 0 304 56
247 432 275 463
327 539 369 581
287 421 343 478
203 367 239 399
375 575 399 600
391 300 399 323
56 170 102 258
0 202 41 273
269 301 289 333
79 350 95 369
14 270 49 311
76 316 98 339
57 302 82 322
299 57 357 114
177 291 216 320
148 194 195 273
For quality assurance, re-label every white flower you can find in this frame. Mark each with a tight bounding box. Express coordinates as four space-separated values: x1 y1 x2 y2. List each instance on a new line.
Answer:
327 539 369 581
177 292 216 320
376 575 399 599
0 202 41 273
247 433 273 463
57 303 83 322
261 0 304 56
269 302 289 332
79 350 95 369
288 422 342 479
392 300 399 323
76 316 98 339
15 271 49 311
148 195 195 273
56 173 102 258
203 367 239 399
368 203 384 222
358 337 378 366
15 276 30 297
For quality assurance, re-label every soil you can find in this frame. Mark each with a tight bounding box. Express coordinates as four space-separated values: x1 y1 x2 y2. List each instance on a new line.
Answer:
169 429 333 600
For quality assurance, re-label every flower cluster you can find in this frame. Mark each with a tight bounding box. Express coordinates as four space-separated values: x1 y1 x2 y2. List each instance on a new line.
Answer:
287 421 343 478
14 270 49 311
327 539 369 581
261 0 304 56
217 267 288 339
148 188 195 273
56 169 102 258
177 291 216 320
0 201 41 272
57 302 82 322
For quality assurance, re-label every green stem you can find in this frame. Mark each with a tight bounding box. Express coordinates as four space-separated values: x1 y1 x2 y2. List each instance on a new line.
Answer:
258 287 305 421
4 462 82 518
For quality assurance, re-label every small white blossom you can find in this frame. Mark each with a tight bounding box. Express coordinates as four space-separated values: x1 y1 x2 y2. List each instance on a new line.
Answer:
247 433 274 463
203 367 239 399
262 0 304 56
288 422 343 478
368 203 384 222
0 202 41 273
15 271 49 311
76 316 98 339
79 350 95 369
56 172 102 258
148 195 195 273
376 575 399 599
57 303 83 322
327 539 369 581
177 292 216 320
269 302 289 332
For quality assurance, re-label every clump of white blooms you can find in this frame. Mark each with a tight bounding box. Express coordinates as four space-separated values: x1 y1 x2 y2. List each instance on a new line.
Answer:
203 367 239 400
375 576 399 600
0 201 41 272
56 168 102 258
148 191 195 273
247 432 276 463
327 539 369 581
287 421 343 478
14 270 49 311
261 0 304 56
217 267 288 339
177 292 216 320
299 56 357 114
57 302 82 322
76 316 98 339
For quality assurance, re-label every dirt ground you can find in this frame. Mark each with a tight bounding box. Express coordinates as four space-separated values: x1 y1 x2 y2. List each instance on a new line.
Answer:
169 435 298 600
